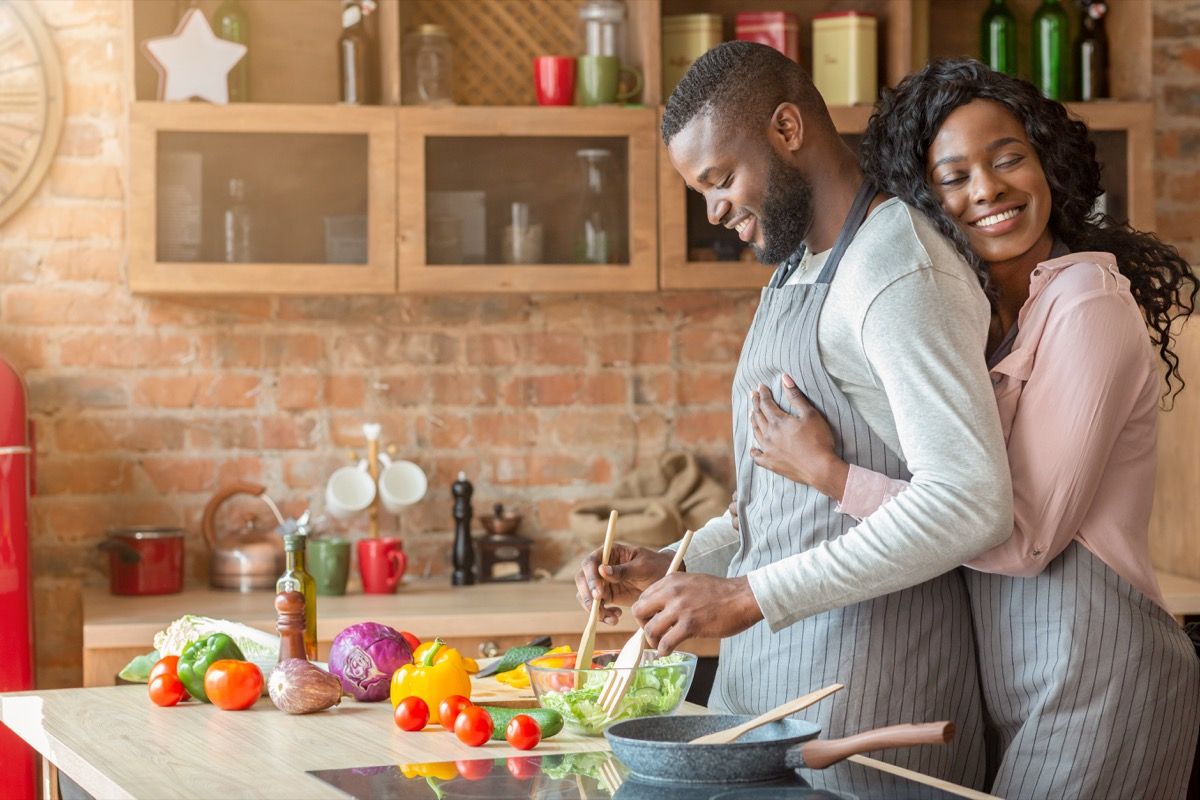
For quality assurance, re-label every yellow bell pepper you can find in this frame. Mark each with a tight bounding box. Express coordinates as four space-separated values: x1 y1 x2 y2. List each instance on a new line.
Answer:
390 639 472 712
495 645 572 689
399 762 458 781
411 640 478 673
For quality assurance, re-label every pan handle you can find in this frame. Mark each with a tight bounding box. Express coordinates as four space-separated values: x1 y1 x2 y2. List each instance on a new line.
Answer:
785 721 955 770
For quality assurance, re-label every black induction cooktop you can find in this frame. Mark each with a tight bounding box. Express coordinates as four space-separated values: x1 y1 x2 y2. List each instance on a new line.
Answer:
308 753 969 799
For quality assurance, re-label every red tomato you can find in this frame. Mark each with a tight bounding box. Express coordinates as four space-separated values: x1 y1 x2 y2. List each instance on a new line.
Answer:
399 630 421 652
438 694 472 729
454 759 493 781
548 672 576 693
394 696 429 731
149 656 189 700
203 659 263 711
507 755 542 780
454 706 494 747
505 714 541 751
148 674 187 707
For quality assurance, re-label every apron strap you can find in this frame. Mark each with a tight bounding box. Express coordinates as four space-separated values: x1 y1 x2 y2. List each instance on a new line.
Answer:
814 181 876 285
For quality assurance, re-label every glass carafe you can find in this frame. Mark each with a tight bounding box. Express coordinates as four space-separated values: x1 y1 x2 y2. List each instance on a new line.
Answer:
573 149 621 264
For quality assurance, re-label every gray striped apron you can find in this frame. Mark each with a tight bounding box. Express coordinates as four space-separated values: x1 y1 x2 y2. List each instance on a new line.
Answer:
967 329 1200 799
709 183 986 791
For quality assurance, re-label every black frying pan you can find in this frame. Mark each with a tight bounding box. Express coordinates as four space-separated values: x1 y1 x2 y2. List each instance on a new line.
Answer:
604 714 954 785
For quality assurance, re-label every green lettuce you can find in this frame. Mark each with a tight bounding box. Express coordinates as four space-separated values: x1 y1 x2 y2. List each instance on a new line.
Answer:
539 653 689 735
118 649 160 683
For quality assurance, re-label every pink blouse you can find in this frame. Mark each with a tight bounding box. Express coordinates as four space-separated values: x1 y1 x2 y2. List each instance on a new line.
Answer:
840 251 1167 609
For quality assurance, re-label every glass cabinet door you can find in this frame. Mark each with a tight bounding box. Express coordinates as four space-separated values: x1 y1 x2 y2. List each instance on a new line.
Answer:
398 107 658 293
129 103 396 294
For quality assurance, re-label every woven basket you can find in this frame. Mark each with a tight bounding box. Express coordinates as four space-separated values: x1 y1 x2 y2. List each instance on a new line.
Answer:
402 0 584 106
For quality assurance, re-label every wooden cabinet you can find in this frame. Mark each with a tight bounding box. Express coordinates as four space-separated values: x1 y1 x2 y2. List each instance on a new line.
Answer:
128 102 397 294
125 0 1156 295
397 106 659 293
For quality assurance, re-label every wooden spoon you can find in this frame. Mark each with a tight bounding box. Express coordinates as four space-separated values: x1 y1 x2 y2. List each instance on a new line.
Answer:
689 683 844 745
576 509 618 671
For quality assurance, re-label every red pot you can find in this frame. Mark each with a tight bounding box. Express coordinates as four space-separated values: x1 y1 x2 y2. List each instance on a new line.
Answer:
100 527 185 596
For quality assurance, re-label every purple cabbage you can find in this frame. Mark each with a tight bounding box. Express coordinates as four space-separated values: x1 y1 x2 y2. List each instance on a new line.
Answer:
328 622 413 701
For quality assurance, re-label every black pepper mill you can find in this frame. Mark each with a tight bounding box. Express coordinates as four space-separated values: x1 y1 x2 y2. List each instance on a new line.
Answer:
451 471 475 585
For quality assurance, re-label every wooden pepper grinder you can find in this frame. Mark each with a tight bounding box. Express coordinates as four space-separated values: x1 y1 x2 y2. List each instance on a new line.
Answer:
276 590 308 662
451 471 475 586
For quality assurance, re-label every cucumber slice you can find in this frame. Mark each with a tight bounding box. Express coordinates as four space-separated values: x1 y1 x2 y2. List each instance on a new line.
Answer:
480 705 564 740
492 645 550 674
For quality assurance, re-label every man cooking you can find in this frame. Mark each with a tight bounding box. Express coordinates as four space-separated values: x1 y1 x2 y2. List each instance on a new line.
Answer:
575 42 1012 789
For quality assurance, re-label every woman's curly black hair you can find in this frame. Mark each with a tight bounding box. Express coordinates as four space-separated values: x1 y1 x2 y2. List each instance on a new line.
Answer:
861 57 1198 400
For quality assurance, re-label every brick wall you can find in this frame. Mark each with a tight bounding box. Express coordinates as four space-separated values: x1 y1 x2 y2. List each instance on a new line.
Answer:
2 1 754 689
1 1 1196 689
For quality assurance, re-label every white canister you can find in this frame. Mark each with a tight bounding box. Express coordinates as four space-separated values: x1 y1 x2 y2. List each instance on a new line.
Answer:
812 11 877 106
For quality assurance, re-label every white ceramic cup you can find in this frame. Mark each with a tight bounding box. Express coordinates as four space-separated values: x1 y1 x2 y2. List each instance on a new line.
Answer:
324 465 377 519
377 460 428 514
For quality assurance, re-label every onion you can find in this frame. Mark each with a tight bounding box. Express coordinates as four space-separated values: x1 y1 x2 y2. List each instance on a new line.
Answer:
268 659 343 714
328 622 413 702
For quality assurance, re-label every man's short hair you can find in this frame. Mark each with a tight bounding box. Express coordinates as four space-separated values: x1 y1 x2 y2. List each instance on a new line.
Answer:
661 41 829 146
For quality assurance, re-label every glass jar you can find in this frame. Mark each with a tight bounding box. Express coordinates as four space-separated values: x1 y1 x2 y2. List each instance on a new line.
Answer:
403 24 454 106
579 0 626 58
573 149 622 264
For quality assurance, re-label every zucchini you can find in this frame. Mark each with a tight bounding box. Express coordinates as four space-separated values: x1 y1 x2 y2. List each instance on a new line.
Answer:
480 705 564 740
492 645 549 674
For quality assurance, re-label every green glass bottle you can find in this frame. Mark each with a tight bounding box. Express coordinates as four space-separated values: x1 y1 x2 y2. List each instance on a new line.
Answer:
1032 0 1070 100
212 0 249 102
276 534 317 660
980 0 1018 77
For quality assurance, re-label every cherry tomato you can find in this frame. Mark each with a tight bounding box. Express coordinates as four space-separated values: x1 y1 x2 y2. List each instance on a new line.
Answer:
203 659 263 711
454 706 494 747
454 759 493 781
548 672 576 693
507 756 542 780
505 714 541 751
148 673 187 707
399 630 421 652
438 694 472 729
149 656 189 700
394 696 430 731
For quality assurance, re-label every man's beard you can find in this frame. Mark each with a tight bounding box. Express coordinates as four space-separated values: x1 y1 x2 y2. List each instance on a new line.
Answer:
752 153 815 265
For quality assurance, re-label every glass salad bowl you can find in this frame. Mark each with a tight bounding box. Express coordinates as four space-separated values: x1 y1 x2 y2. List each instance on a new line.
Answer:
527 649 697 736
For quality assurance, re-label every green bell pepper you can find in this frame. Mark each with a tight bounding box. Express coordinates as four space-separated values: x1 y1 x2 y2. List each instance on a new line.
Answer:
177 633 245 702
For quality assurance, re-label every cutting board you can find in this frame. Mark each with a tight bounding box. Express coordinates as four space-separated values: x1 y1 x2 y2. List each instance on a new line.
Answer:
469 666 538 705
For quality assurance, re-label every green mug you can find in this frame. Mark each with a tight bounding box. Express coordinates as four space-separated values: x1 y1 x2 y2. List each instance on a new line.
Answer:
576 55 643 106
308 538 351 596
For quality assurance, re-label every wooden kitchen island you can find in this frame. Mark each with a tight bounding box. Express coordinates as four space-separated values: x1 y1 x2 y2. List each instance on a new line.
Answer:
0 684 995 800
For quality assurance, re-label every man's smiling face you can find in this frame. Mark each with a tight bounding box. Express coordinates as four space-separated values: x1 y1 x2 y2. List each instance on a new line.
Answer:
667 109 815 265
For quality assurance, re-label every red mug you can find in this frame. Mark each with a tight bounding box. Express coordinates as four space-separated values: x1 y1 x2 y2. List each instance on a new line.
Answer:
357 537 407 594
533 55 576 106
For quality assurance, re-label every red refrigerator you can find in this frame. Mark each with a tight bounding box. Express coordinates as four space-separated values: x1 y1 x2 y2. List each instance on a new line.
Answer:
0 357 35 800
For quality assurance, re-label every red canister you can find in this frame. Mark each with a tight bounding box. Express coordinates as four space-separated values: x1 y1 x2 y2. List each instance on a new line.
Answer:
735 11 800 62
101 527 185 596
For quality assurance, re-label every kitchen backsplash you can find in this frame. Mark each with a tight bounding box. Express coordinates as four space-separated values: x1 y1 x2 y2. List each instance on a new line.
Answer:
2 0 1199 689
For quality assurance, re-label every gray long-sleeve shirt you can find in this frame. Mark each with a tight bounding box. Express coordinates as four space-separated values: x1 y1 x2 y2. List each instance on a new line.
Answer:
681 199 1013 631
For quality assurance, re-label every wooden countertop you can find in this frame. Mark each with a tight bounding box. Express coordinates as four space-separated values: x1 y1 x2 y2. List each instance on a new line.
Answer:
84 569 1200 651
0 685 994 800
82 579 642 649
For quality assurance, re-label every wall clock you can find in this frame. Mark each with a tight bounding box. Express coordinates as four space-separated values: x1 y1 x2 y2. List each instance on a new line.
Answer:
0 0 64 227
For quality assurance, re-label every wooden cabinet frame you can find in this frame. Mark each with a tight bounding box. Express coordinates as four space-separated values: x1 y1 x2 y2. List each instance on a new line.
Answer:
128 102 397 294
396 106 659 293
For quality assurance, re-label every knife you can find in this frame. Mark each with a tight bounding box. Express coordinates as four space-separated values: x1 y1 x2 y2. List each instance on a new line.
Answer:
475 635 553 678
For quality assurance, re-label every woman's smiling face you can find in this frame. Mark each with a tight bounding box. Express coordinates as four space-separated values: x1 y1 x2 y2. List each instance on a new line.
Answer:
926 99 1053 265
